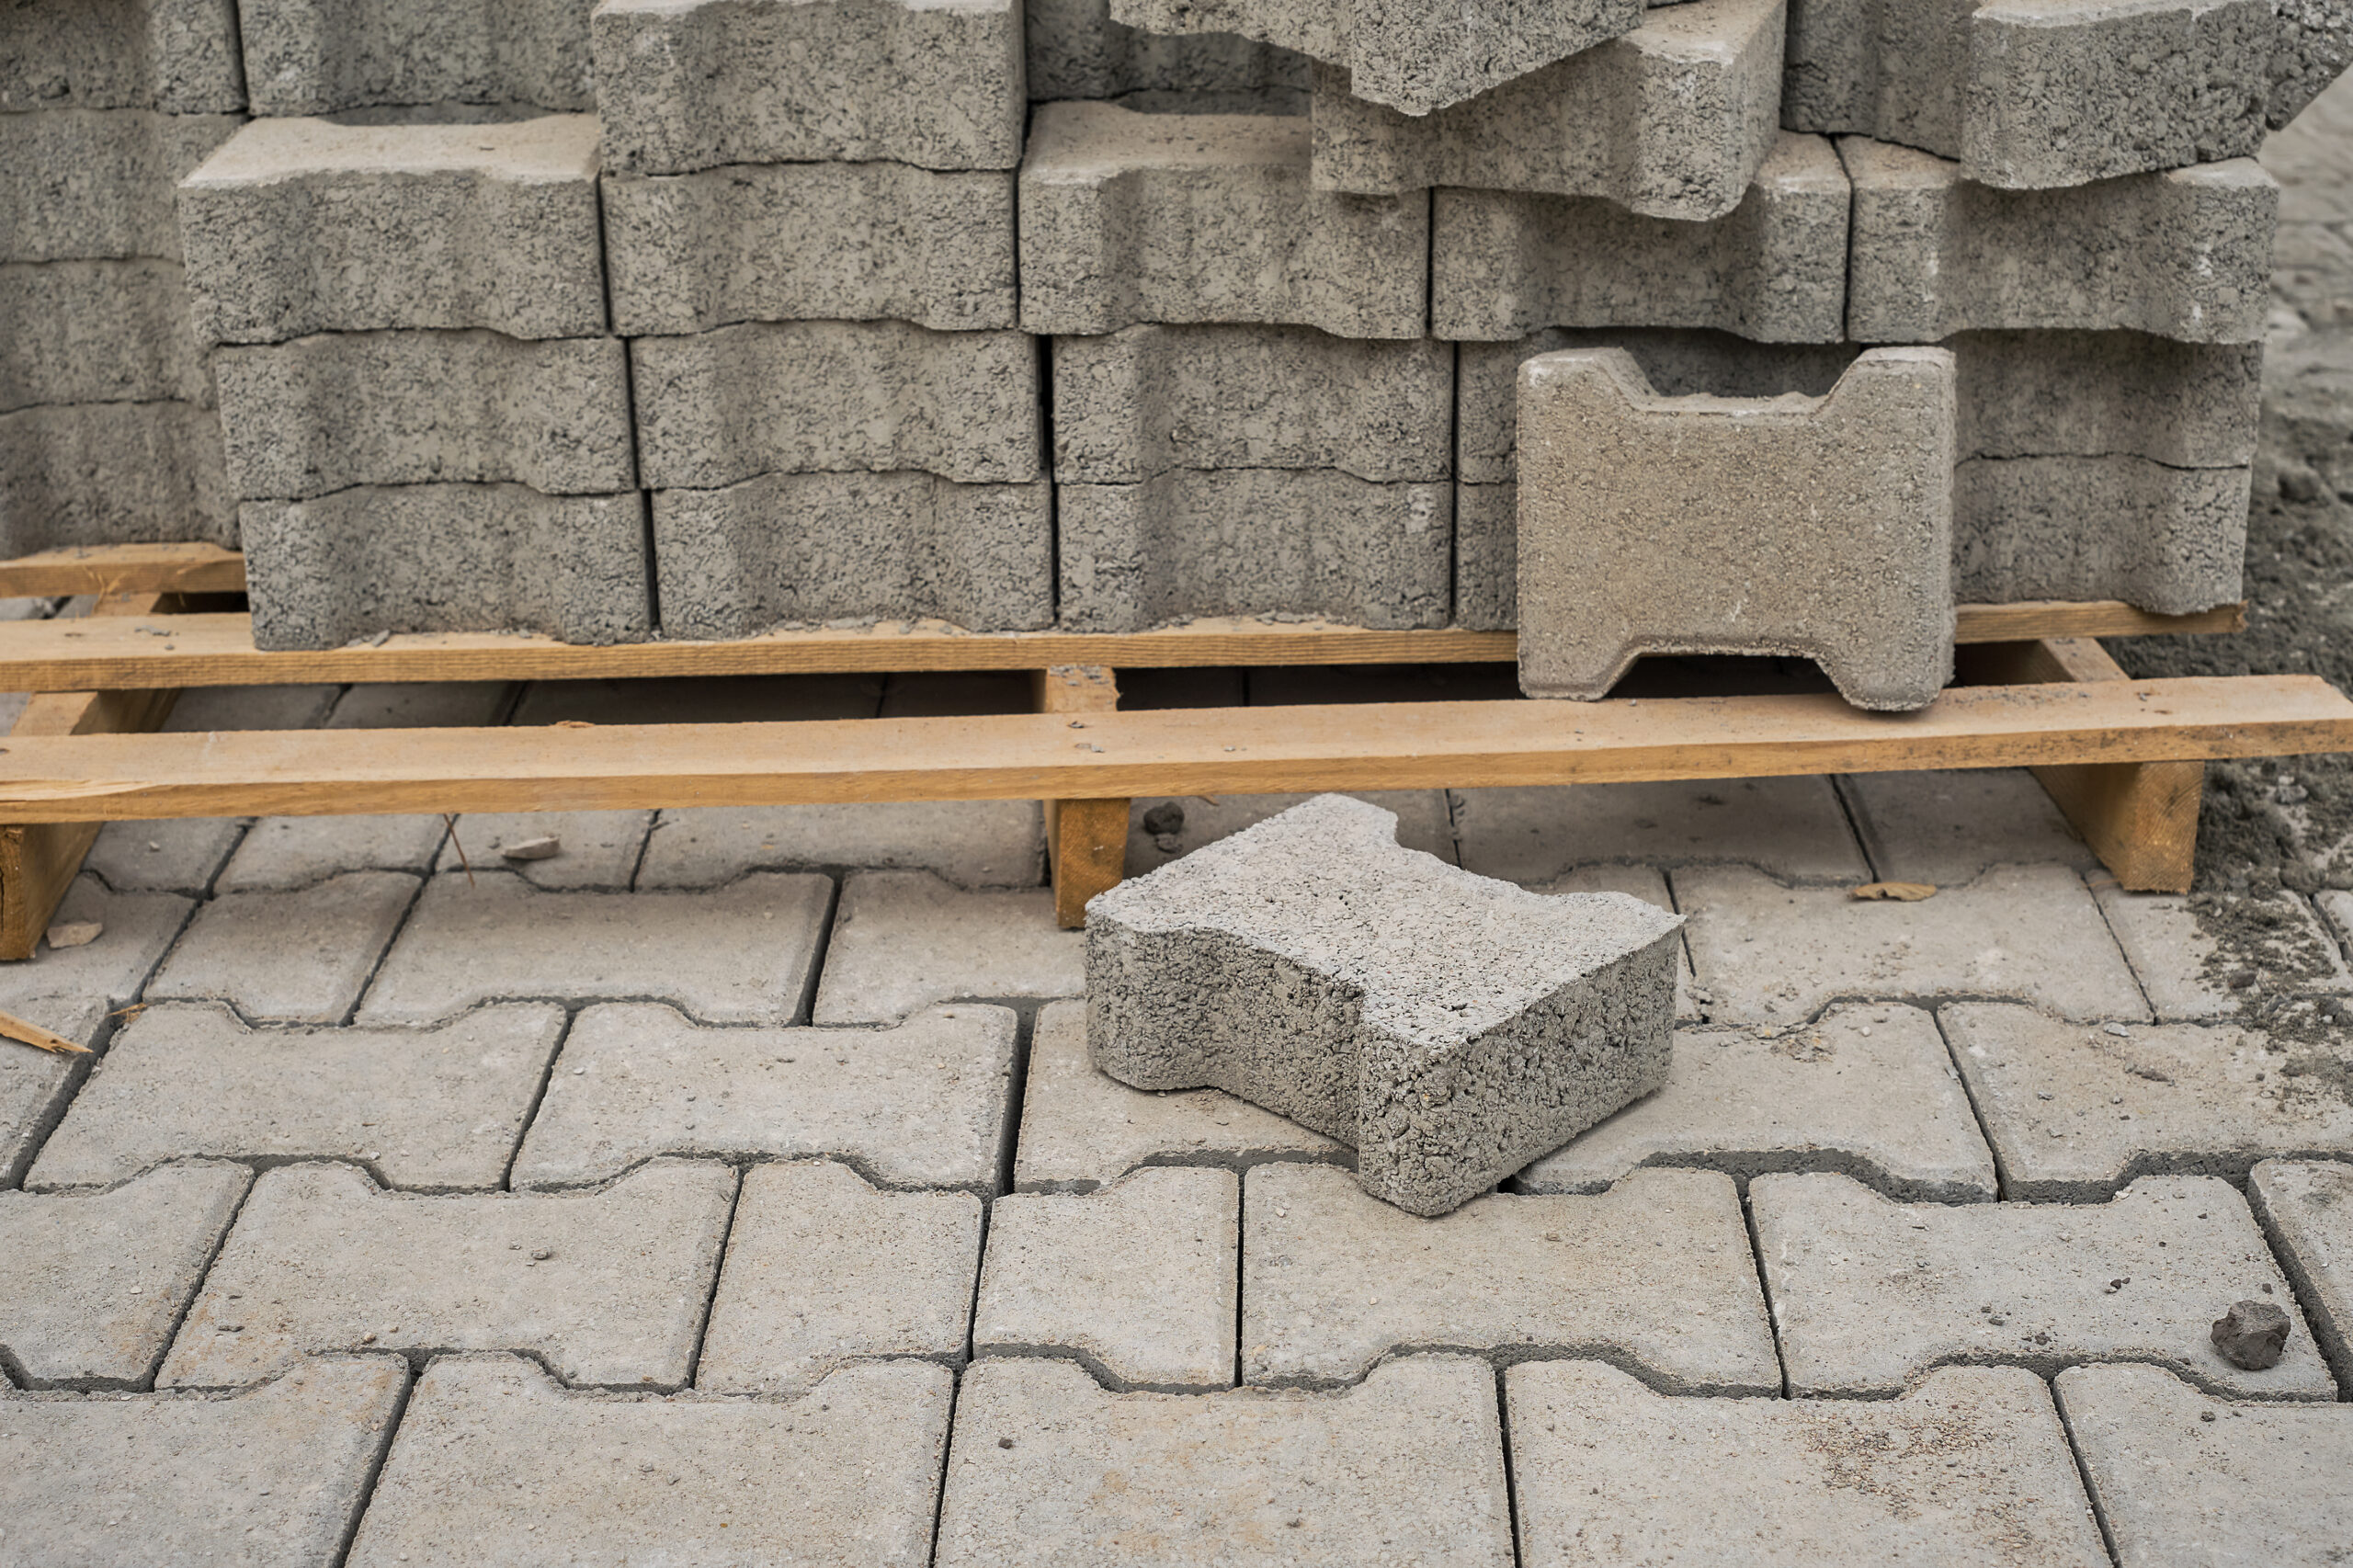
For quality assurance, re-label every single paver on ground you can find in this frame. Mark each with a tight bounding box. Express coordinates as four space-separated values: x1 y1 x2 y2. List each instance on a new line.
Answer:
1943 1005 2353 1199
85 817 244 895
696 1160 982 1398
2248 1158 2353 1386
1836 767 2095 885
0 874 191 1014
1751 1170 2336 1398
146 870 421 1023
215 812 449 892
1244 1163 1777 1392
812 870 1083 1025
359 870 832 1024
1508 1361 2110 1568
975 1166 1238 1391
511 1003 1018 1191
1677 864 2148 1025
158 1159 736 1391
1450 778 1870 885
1517 1003 1997 1201
1125 790 1458 877
2055 1362 2353 1568
438 810 656 890
0 1161 249 1389
1525 865 1702 1019
344 1355 954 1568
28 1002 567 1192
638 801 1045 890
933 1354 1515 1568
0 1357 407 1565
0 994 108 1186
2091 882 2351 1019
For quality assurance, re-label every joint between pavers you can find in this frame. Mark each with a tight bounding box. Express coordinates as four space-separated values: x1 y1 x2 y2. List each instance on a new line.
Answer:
514 1148 1003 1200
971 1343 1234 1395
1794 1350 2347 1405
1514 1149 1993 1206
1013 1145 1358 1197
1247 1342 1782 1400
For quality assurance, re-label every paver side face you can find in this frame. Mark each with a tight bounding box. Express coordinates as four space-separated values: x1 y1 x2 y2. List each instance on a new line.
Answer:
813 871 1083 1025
0 0 245 114
1509 1360 2109 1567
934 1354 1516 1566
1450 776 1869 883
1751 1170 2337 1398
237 0 597 113
1245 1162 1778 1391
0 1357 408 1564
158 1159 737 1391
2054 1362 2353 1568
344 1354 954 1568
2247 1158 2353 1386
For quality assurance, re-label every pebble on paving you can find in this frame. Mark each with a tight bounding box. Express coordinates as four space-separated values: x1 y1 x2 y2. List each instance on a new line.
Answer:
344 1355 954 1568
146 869 421 1023
1943 1004 2353 1199
158 1159 736 1391
0 994 108 1186
811 870 1083 1025
437 810 656 890
1124 790 1459 875
84 817 244 895
1508 1361 2110 1568
2249 1158 2353 1386
0 874 192 1015
637 801 1045 891
2090 881 2351 1020
216 812 449 892
510 1002 1018 1191
933 1355 1515 1568
1516 1003 1997 1201
1751 1170 2338 1399
696 1159 982 1397
0 1161 249 1388
1835 767 2095 885
28 1001 567 1192
1243 1163 1779 1392
974 1166 1238 1391
1450 777 1870 885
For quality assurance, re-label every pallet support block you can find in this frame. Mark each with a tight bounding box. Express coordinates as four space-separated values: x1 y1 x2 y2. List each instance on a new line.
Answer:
1034 665 1129 927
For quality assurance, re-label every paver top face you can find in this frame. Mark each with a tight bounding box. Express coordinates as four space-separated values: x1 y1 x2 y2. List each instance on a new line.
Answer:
1451 777 1870 884
2249 1157 2353 1381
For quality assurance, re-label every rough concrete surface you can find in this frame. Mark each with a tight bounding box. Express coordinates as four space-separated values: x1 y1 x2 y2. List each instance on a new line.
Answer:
813 871 1082 1025
217 814 449 892
0 996 108 1187
145 869 420 1023
1838 767 2094 884
0 108 239 263
1126 790 1455 877
1954 330 2262 468
639 801 1043 891
0 257 210 410
0 399 235 552
0 874 191 1015
1027 0 1310 100
0 0 245 114
84 817 244 896
2093 883 2349 1018
2248 1158 2353 1384
436 811 655 891
1954 453 2252 612
1452 777 1869 884
236 0 596 114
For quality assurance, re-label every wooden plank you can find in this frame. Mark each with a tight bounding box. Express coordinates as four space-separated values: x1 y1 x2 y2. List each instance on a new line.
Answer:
0 542 244 598
1032 665 1127 928
0 675 2343 823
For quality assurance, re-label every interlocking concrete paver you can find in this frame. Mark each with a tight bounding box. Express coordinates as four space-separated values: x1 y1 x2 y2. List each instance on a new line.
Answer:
1509 1361 2110 1568
1836 768 2095 884
359 870 832 1025
216 813 449 892
1529 863 1699 1020
0 873 189 1013
0 1357 407 1564
438 811 655 890
158 1159 736 1391
0 1161 249 1389
2054 1362 2353 1568
512 1003 1018 1191
344 1355 954 1568
1943 1004 2353 1199
164 683 341 732
147 870 420 1024
2092 881 2349 1019
638 801 1044 890
934 1354 1514 1568
1243 1163 1776 1392
696 1159 981 1398
812 870 1081 1025
2248 1158 2353 1386
1517 1003 1996 1201
1451 778 1870 885
84 818 243 894
1125 790 1454 876
1751 1170 2336 1398
28 1002 567 1193
975 1166 1238 1391
0 994 108 1186
328 681 517 729
1677 864 2148 1024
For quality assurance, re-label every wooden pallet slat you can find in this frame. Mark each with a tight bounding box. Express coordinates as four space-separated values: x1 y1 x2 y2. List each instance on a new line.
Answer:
0 542 245 598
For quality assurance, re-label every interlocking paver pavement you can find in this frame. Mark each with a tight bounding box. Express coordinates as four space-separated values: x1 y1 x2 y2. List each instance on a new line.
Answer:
511 1003 1018 1190
85 817 244 895
696 1159 982 1397
217 812 449 892
1452 777 1870 884
1243 1163 1778 1392
29 1002 566 1192
0 1161 248 1388
1836 767 2095 884
1517 1003 1997 1200
2249 1158 2353 1385
812 870 1083 1024
0 873 190 1013
159 1159 736 1391
639 801 1045 890
2092 882 2351 1019
975 1166 1238 1391
146 870 420 1023
437 810 655 890
0 994 108 1185
1752 1171 2337 1398
1508 1361 2110 1568
344 1355 954 1568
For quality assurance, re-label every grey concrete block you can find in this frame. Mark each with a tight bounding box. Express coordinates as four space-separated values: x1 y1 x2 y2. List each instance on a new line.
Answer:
697 1160 981 1397
437 811 654 890
1953 454 2252 613
1310 0 1780 219
1676 863 2149 1024
1516 346 1955 710
241 483 652 648
2271 0 2353 127
1843 136 2279 343
1752 1170 2336 1398
177 116 606 347
1510 1360 2111 1566
975 1166 1238 1390
1017 100 1427 338
359 871 831 1025
0 997 108 1187
1838 767 2093 884
0 400 235 552
159 1158 735 1390
813 870 1082 1024
1028 0 1310 100
0 874 191 1014
602 161 1017 335
0 258 210 411
2248 1158 2353 1386
632 321 1040 488
1051 324 1450 483
595 0 1024 175
934 1355 1514 1566
1056 469 1452 631
0 1161 248 1389
1245 1162 1778 1389
218 813 448 892
146 870 420 1023
0 108 239 262
326 679 515 728
164 681 338 731
639 801 1044 891
1126 789 1455 876
1433 131 1849 342
1518 1003 1996 1200
1955 330 2262 467
85 818 244 894
0 0 244 113
28 1001 565 1192
236 0 596 115
342 1355 955 1567
0 1357 407 1562
511 1002 1018 1191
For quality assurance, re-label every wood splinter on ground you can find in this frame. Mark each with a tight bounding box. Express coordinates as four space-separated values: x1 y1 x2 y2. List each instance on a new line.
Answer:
0 1006 89 1054
1850 882 1938 902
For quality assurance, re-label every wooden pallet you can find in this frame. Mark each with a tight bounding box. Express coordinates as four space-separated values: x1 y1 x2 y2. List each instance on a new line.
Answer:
0 545 2337 955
